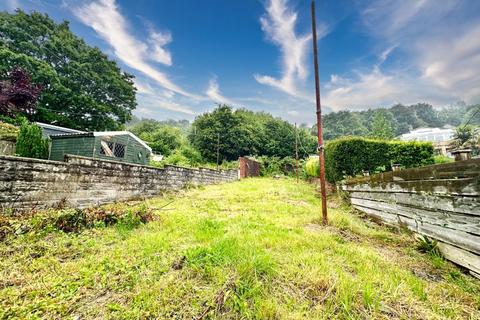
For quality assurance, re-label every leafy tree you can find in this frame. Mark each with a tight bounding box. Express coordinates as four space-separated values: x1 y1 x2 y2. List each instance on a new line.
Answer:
15 120 49 159
371 111 394 139
138 126 183 156
189 105 243 162
189 105 316 162
0 68 42 116
321 111 369 140
0 10 136 131
450 125 479 155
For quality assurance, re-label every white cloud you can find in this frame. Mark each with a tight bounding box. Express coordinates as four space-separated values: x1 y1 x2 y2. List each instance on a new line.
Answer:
324 0 480 111
136 91 196 115
74 0 199 99
323 67 454 111
418 25 480 103
147 28 172 66
255 0 326 98
206 77 235 105
5 0 19 11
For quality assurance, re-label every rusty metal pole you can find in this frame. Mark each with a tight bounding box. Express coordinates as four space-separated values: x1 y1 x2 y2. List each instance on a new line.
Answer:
295 123 299 183
311 0 328 225
216 132 220 171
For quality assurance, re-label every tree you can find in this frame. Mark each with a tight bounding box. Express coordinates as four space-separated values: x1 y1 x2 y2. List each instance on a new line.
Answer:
138 126 183 156
450 125 479 155
0 68 42 116
0 10 136 131
15 120 49 159
189 105 243 162
371 111 394 139
189 105 315 162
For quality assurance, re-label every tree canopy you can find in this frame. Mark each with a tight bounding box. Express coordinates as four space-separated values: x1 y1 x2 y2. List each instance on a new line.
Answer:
0 68 42 116
0 10 136 131
188 105 316 162
319 103 480 140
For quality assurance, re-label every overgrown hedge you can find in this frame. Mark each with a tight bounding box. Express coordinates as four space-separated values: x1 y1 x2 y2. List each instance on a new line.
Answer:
305 137 434 183
0 121 19 142
256 156 299 177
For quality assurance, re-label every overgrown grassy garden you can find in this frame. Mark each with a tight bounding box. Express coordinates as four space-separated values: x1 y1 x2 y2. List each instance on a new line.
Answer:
1 178 479 319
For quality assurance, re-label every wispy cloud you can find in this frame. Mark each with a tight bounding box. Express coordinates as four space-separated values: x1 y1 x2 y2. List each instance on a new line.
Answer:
323 0 480 110
206 77 235 105
73 0 199 99
5 0 19 11
255 0 326 98
418 24 480 103
147 28 173 66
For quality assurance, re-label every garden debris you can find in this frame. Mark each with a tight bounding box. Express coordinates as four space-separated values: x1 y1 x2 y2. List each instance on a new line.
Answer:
171 256 186 270
195 276 236 320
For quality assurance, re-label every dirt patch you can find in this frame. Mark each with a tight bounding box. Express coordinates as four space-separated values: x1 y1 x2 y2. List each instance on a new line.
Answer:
171 255 186 270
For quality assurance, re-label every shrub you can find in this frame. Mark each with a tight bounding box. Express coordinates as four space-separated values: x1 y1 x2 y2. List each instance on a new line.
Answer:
256 156 298 177
15 120 49 159
0 121 19 141
306 137 434 183
433 155 454 164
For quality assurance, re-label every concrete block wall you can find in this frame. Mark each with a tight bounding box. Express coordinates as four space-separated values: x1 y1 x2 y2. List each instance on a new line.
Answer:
0 155 238 211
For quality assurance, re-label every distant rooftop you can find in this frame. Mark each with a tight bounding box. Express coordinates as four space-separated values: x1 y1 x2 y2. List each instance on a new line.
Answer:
399 127 454 143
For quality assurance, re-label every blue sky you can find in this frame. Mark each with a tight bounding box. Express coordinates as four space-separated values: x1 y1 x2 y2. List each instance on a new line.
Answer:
2 0 480 124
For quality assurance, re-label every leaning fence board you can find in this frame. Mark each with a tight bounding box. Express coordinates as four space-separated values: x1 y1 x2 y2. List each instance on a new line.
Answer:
437 242 480 278
350 198 480 235
343 158 480 277
348 191 480 216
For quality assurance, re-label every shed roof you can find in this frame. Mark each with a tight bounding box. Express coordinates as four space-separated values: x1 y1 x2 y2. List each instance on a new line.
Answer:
50 131 152 152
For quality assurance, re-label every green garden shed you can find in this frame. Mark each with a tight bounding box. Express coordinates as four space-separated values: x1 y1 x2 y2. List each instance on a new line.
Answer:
49 131 152 165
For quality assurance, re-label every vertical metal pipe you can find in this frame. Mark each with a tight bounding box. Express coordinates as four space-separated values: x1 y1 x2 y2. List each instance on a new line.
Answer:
295 122 299 183
311 0 328 224
216 132 220 171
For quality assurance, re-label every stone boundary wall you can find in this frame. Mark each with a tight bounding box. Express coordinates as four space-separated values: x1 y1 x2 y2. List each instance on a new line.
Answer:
341 159 480 278
0 154 238 211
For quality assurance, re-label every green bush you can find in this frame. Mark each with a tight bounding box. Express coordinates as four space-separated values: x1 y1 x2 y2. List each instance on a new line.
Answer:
433 155 454 164
0 121 19 141
305 156 319 177
306 137 434 183
15 121 49 159
256 156 298 177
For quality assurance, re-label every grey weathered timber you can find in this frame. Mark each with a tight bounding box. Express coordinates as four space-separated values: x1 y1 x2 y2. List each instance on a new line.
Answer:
341 158 480 278
0 155 238 211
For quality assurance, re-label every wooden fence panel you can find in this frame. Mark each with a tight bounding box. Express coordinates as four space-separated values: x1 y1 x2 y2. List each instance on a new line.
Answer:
341 158 480 278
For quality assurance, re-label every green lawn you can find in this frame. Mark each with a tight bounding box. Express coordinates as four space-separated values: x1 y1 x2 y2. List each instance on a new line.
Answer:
1 178 479 319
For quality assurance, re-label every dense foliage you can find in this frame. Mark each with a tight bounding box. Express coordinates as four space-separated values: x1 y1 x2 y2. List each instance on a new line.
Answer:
0 68 42 116
0 121 19 141
0 10 136 131
450 125 480 155
319 103 480 140
15 120 49 159
305 137 434 183
254 156 299 177
189 105 316 162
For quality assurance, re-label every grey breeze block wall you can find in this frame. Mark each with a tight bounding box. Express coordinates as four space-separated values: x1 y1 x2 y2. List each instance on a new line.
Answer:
341 158 480 278
0 154 239 211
